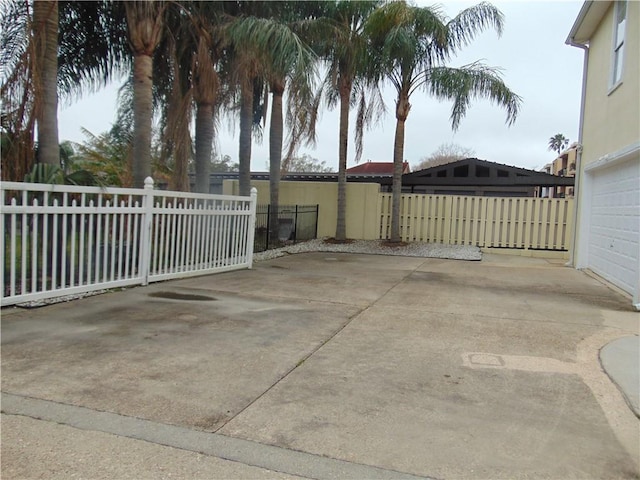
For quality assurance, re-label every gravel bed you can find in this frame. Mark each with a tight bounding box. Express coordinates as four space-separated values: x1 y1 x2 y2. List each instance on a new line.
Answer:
253 238 482 262
14 289 111 309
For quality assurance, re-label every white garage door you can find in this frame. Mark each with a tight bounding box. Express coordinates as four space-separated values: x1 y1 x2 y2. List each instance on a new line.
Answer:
588 157 640 300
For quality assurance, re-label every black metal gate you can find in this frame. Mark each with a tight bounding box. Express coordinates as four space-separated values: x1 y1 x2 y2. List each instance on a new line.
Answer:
254 204 319 252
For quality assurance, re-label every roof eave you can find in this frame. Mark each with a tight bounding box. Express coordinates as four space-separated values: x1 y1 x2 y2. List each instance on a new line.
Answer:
566 1 611 46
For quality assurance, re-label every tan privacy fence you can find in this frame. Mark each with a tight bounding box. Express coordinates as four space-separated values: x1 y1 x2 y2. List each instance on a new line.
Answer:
379 194 574 250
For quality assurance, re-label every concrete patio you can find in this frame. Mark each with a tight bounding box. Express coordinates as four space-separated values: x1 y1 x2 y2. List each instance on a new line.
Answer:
2 252 639 479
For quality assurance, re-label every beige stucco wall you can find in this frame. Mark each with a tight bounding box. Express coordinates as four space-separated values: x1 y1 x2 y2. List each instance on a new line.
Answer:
581 1 640 166
223 180 381 239
572 0 640 286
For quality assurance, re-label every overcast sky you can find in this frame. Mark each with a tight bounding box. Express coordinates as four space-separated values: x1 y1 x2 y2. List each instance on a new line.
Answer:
57 0 585 173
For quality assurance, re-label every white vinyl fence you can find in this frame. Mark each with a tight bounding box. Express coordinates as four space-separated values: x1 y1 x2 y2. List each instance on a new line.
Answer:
1 178 257 306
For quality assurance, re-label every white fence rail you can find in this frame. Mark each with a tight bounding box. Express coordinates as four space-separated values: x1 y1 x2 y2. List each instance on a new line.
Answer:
1 178 257 306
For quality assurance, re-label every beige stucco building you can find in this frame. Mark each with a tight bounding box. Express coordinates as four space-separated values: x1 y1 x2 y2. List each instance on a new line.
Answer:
541 144 579 198
568 0 640 308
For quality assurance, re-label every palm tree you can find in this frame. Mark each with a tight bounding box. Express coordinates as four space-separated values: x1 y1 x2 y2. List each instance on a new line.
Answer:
367 1 521 243
261 5 318 247
183 2 229 194
224 20 260 197
32 0 59 167
548 133 569 156
1 0 36 181
320 0 383 242
1 0 129 181
124 1 165 188
155 29 193 192
226 11 315 198
0 0 61 171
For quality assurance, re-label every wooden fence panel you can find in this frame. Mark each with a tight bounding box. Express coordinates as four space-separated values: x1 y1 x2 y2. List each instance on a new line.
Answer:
449 196 487 246
378 193 573 251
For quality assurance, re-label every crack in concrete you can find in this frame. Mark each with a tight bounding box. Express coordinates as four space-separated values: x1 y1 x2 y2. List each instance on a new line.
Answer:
215 258 432 435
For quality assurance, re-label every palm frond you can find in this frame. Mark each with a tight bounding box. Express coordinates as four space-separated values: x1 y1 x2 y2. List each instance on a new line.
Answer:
24 163 64 184
65 169 106 187
365 1 449 92
1 0 36 180
446 2 504 53
73 127 131 186
57 0 130 101
427 62 522 130
0 0 30 83
353 81 386 163
161 34 193 191
284 80 323 165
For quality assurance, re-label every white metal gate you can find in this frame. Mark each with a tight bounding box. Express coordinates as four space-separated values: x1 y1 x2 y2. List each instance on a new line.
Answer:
1 178 257 306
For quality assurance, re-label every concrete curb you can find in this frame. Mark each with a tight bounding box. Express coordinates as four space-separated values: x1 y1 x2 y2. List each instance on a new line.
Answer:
1 393 434 480
600 336 640 418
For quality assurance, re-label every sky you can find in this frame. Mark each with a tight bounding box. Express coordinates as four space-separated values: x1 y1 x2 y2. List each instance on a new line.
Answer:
57 0 585 173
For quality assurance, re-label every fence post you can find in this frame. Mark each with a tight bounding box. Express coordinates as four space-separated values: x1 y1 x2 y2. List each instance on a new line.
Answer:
247 187 258 269
0 184 5 298
139 177 154 285
293 205 299 242
266 203 271 250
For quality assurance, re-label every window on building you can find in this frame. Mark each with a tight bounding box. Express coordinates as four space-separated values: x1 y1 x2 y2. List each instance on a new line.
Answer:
453 165 468 177
612 0 627 87
476 166 490 177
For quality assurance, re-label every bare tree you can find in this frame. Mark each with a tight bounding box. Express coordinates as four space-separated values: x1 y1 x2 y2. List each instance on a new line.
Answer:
283 153 332 173
414 142 475 170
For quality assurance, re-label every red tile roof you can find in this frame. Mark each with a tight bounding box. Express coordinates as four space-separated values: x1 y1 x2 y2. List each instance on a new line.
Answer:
346 161 410 175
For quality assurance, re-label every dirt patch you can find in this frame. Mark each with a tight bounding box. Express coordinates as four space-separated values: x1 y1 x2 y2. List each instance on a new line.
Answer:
380 240 409 248
323 238 356 245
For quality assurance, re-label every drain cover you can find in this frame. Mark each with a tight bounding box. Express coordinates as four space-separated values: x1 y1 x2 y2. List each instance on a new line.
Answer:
148 291 216 301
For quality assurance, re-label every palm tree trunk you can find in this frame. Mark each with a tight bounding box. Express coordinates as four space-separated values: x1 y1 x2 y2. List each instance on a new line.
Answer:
132 53 153 187
238 82 253 196
390 119 405 243
171 109 191 192
166 48 191 192
125 2 163 188
194 103 214 193
390 92 410 243
33 0 61 283
269 82 284 247
33 0 59 167
335 78 351 241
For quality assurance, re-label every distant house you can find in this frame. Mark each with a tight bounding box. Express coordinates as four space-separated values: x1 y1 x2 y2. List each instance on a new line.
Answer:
567 0 639 308
346 161 410 175
541 144 579 198
401 158 573 197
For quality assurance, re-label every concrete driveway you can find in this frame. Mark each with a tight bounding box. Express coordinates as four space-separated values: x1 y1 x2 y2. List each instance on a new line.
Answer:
2 252 639 479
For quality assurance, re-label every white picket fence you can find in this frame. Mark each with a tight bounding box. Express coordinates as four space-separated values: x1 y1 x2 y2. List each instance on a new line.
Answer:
1 178 257 306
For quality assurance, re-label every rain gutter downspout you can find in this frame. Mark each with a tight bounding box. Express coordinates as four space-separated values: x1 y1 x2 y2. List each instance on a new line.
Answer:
565 9 591 268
